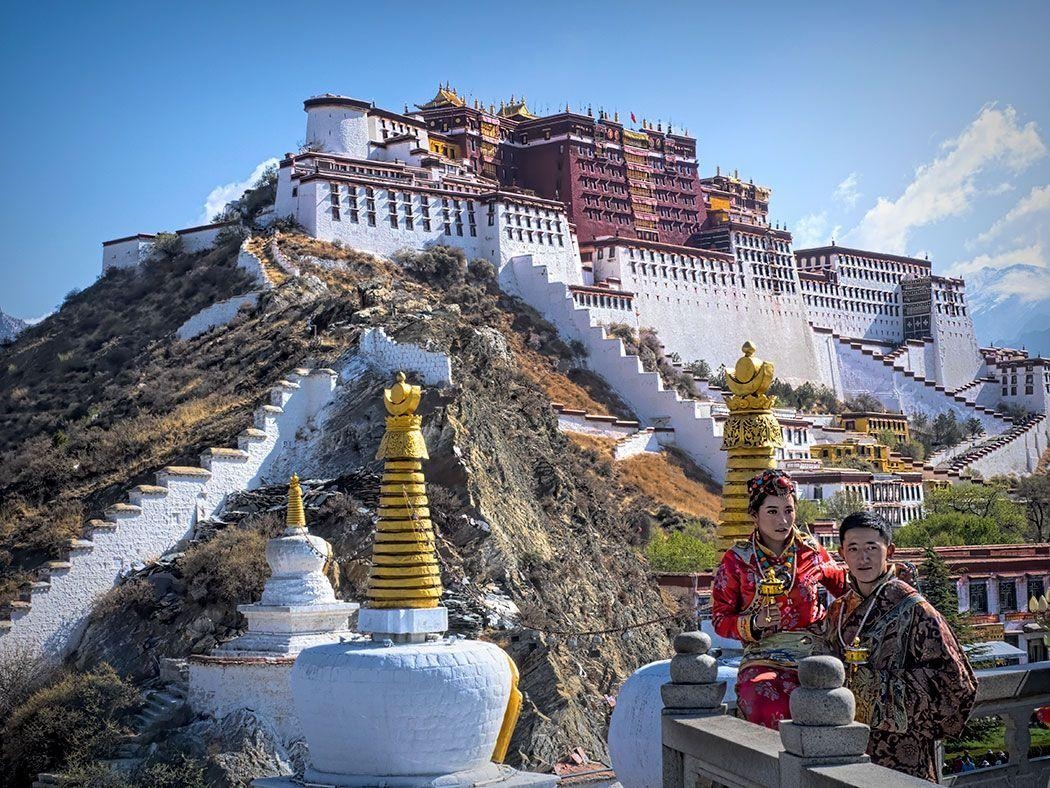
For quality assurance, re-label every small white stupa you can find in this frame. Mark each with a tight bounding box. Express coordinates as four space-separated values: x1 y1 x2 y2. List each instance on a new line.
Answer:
256 372 554 787
214 474 357 657
188 475 358 743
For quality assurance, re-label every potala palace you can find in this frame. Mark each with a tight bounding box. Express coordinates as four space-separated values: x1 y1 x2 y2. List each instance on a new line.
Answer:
102 86 1049 489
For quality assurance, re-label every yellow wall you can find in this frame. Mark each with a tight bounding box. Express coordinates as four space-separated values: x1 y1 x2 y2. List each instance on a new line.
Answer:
428 139 460 159
812 441 907 473
840 414 910 442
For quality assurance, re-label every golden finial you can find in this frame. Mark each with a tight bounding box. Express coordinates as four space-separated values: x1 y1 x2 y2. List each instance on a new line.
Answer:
758 567 785 602
726 341 774 398
287 474 306 529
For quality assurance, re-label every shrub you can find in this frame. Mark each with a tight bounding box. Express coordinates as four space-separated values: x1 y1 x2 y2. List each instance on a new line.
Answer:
0 664 140 783
467 257 495 283
151 233 183 260
394 246 467 284
180 527 269 606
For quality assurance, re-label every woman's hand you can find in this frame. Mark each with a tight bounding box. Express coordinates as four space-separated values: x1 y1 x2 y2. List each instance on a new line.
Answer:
753 603 781 634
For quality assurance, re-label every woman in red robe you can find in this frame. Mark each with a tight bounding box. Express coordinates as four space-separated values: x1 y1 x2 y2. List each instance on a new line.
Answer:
711 469 848 729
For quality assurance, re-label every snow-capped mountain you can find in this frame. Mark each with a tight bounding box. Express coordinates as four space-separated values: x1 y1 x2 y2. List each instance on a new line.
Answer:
0 309 28 343
966 264 1050 354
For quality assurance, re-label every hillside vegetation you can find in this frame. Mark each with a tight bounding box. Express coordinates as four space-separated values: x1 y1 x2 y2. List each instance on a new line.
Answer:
0 233 717 776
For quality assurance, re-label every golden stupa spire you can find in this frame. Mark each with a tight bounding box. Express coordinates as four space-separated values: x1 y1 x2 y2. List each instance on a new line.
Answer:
366 372 442 609
717 342 783 549
287 474 307 529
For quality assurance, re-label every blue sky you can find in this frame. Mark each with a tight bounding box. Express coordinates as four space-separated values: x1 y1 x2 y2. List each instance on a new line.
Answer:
1 0 1048 322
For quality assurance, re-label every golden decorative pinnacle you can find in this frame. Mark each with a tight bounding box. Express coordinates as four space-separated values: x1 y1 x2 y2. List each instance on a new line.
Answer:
726 341 774 398
718 341 783 550
367 372 442 609
287 474 306 529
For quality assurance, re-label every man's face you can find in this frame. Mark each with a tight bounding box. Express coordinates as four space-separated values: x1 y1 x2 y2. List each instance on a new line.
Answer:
839 527 894 585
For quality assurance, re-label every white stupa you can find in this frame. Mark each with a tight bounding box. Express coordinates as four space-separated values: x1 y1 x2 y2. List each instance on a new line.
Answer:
256 373 554 787
214 474 357 657
188 475 358 743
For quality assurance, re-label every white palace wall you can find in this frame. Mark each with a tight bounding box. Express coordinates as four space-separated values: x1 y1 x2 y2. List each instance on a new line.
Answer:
965 419 1048 478
286 178 580 291
509 255 728 481
593 246 826 386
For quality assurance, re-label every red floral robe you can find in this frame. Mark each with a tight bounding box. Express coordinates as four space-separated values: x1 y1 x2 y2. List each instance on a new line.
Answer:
712 529 848 729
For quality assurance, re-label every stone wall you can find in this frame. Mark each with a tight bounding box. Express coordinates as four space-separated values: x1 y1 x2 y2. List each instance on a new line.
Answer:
358 327 452 386
0 370 339 662
176 294 260 341
187 658 299 744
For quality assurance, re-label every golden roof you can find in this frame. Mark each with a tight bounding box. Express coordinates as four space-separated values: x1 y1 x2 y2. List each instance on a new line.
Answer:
499 95 536 120
416 83 466 110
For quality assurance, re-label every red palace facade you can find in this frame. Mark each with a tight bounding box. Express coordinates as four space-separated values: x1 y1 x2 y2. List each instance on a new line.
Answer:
414 85 707 246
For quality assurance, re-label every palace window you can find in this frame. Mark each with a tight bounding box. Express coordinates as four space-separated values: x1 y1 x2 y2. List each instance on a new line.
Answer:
1029 577 1045 602
1000 580 1018 612
969 581 988 614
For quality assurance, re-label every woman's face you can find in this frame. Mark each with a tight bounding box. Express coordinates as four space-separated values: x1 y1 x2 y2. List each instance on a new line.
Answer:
751 494 796 547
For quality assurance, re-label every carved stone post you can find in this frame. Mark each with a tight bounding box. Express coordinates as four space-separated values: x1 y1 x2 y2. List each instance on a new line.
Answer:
718 341 782 549
661 630 726 788
778 656 871 785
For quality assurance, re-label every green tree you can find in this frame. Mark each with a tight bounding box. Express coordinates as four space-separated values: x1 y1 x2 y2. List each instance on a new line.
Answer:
925 482 1026 532
964 417 983 440
918 546 978 644
1016 474 1050 542
894 512 1019 547
932 412 963 447
645 528 718 572
836 456 878 473
820 489 867 521
686 359 713 379
844 393 886 413
795 498 822 531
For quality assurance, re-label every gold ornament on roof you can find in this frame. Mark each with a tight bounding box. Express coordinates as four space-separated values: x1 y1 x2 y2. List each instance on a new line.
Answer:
366 372 442 609
286 474 307 530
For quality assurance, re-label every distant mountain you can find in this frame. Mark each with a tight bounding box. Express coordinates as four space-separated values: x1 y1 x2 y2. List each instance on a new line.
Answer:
965 264 1050 356
0 309 28 343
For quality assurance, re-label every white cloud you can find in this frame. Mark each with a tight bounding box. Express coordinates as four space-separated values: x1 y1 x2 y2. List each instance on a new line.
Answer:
792 212 841 249
972 184 1050 245
199 158 279 223
948 241 1046 278
845 105 1046 254
833 173 861 208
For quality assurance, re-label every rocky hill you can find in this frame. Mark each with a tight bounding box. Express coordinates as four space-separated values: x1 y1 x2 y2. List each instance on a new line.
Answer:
0 233 717 781
0 309 27 343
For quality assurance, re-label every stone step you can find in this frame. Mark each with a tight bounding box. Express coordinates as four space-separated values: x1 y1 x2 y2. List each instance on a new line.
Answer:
105 502 142 518
45 561 72 571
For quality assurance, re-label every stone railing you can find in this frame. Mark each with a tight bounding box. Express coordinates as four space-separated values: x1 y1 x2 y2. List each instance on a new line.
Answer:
661 631 930 787
944 660 1050 787
662 633 1050 787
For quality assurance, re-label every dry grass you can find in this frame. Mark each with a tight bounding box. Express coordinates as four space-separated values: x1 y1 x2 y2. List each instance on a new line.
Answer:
620 447 722 521
565 432 617 460
514 348 612 415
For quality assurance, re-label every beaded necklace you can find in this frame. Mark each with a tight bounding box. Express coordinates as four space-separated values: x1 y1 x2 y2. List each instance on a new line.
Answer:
750 529 799 603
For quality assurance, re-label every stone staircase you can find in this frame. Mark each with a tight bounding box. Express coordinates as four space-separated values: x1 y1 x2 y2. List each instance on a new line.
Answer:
831 333 1014 428
940 414 1047 476
510 255 727 481
117 659 190 758
243 235 290 285
0 369 339 662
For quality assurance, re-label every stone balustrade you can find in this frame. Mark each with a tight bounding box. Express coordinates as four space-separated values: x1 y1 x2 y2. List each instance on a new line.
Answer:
662 634 1050 787
661 630 929 787
944 659 1050 787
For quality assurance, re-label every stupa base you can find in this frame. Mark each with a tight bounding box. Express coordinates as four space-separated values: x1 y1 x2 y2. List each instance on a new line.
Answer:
254 762 556 787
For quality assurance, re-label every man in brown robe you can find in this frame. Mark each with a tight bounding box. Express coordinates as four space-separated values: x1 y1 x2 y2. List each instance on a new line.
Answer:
825 511 977 782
